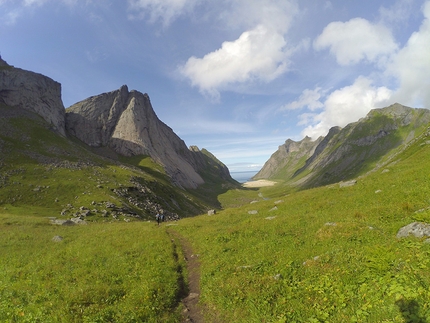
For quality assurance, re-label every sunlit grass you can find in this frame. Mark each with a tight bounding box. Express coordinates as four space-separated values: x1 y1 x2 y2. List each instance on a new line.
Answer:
0 217 185 322
170 133 430 322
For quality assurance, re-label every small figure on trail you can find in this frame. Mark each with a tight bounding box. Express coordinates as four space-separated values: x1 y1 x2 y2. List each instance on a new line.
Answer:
156 213 161 226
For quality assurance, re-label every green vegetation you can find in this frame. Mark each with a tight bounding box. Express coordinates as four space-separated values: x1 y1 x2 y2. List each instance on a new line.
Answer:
0 216 186 322
170 131 430 322
0 109 224 219
2 106 430 321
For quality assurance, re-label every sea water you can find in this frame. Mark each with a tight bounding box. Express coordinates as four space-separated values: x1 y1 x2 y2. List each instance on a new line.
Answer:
230 171 259 183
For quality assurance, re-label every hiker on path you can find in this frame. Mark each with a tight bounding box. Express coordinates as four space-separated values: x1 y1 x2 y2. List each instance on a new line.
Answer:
156 213 161 226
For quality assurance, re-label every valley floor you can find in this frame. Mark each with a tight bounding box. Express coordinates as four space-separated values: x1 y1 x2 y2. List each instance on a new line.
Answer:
242 179 277 188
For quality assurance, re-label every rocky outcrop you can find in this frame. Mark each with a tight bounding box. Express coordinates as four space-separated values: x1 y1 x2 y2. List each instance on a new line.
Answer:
254 135 323 180
66 86 232 189
257 104 430 188
0 57 65 135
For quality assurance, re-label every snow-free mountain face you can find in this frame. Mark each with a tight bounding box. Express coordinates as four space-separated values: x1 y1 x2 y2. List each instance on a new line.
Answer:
0 56 235 191
65 85 233 189
0 57 66 136
255 104 430 189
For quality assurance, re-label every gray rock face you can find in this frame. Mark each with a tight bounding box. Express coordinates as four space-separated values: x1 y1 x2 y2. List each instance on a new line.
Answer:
66 86 206 189
397 222 430 239
254 135 323 180
0 57 65 135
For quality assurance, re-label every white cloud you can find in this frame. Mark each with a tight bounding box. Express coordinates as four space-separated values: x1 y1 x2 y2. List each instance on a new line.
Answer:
314 17 398 66
379 0 414 24
301 76 392 138
127 0 197 26
282 87 324 111
387 0 430 107
176 0 298 98
1 0 86 24
220 0 297 33
179 25 291 98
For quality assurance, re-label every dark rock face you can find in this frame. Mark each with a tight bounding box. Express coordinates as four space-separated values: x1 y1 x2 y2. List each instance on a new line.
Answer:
66 86 231 189
0 57 66 135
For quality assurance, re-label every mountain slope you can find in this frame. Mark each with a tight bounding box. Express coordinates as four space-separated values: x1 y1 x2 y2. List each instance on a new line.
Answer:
256 103 430 188
66 85 234 189
0 57 238 219
0 103 214 219
0 56 65 135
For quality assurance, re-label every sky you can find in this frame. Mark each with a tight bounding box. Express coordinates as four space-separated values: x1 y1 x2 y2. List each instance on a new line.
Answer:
1 0 430 172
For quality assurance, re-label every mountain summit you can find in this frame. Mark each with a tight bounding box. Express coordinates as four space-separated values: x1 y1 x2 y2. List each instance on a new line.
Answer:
255 103 430 188
65 85 231 189
1 57 234 191
0 56 65 135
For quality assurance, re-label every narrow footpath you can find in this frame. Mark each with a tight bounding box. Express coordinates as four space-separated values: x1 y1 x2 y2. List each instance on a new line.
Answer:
168 229 204 323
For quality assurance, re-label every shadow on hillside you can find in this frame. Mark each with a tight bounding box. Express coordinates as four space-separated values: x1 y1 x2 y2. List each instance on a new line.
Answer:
396 299 427 323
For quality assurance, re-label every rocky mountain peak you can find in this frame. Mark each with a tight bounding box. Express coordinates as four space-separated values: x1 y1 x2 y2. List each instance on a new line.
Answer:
0 58 66 135
0 56 9 67
66 86 210 189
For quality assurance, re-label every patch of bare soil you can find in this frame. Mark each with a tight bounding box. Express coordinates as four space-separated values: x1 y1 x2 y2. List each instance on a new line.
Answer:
168 230 204 323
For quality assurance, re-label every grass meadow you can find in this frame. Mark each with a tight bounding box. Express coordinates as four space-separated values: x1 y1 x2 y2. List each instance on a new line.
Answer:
0 216 186 323
171 132 430 322
2 110 430 321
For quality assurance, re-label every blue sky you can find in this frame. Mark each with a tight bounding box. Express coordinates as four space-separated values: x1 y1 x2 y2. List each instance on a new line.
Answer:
1 0 430 172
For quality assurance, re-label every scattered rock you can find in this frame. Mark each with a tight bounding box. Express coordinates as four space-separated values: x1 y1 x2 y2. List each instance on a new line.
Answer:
248 210 258 215
269 206 278 212
52 236 63 242
207 209 216 216
397 222 430 239
339 180 357 188
70 218 87 225
325 222 337 226
265 216 277 220
50 219 75 226
375 189 382 193
274 200 284 204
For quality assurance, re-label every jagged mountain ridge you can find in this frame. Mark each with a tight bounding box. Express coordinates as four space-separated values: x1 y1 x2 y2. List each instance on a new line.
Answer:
65 85 232 189
0 56 234 190
255 103 430 188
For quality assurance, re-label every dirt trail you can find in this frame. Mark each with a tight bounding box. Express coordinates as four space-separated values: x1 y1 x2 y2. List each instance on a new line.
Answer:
168 230 204 323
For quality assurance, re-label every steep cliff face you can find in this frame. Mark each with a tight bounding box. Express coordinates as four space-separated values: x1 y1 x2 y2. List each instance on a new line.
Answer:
66 86 231 189
254 136 323 180
0 57 65 135
257 104 430 188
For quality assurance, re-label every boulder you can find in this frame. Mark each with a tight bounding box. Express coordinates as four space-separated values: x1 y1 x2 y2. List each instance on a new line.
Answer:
397 222 430 239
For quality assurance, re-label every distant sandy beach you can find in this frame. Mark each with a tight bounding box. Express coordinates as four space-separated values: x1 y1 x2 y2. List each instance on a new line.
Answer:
242 180 277 188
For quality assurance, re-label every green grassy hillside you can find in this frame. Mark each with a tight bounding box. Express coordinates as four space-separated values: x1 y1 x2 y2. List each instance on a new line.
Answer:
0 105 225 221
2 104 430 322
171 124 430 322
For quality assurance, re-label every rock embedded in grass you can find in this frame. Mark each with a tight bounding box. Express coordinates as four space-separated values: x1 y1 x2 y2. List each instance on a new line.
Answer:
397 222 430 239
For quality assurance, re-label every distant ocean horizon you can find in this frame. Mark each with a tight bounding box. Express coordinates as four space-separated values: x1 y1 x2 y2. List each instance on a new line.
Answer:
230 170 259 183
